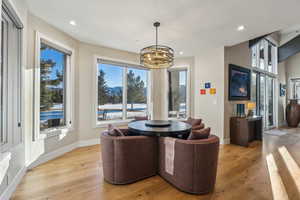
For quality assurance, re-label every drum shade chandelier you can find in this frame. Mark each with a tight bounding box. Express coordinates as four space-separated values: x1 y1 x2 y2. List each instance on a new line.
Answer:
140 22 174 69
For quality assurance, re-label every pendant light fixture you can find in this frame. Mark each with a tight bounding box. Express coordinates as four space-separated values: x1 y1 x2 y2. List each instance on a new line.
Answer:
140 22 174 69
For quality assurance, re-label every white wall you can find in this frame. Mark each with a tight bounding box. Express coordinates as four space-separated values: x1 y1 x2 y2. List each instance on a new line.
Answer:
194 48 225 143
278 61 286 126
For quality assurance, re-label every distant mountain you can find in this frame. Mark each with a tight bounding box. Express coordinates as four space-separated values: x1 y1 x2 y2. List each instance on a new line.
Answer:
107 86 147 96
108 86 184 99
108 87 122 95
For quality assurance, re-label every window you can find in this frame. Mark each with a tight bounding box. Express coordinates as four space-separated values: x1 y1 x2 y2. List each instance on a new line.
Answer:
251 72 258 115
40 43 67 131
168 69 188 119
34 32 74 136
259 40 265 70
97 59 149 124
1 2 23 149
251 39 277 74
126 68 148 119
290 78 300 99
98 63 123 121
251 38 277 129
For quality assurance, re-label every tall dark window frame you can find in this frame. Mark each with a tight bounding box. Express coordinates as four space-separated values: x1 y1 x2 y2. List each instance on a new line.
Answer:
168 69 188 119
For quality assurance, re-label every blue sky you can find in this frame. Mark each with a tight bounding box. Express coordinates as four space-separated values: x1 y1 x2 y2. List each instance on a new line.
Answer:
98 63 148 87
98 64 187 88
179 71 186 86
41 46 65 88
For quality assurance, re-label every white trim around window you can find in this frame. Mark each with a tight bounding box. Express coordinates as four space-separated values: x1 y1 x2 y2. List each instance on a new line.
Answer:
167 65 191 120
33 31 75 140
93 55 151 128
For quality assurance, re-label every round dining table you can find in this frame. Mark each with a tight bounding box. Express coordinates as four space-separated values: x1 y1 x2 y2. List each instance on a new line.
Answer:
128 120 192 137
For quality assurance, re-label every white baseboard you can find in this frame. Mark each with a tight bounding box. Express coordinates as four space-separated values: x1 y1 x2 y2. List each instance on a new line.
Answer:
78 138 100 147
0 167 27 200
28 142 78 169
28 138 100 169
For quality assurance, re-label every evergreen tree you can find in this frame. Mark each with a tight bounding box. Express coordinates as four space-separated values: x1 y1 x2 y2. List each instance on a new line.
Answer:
127 70 146 110
98 70 109 105
40 44 65 111
40 59 57 111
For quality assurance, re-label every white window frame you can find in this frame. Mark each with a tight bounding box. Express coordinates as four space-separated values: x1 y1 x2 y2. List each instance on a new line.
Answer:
93 56 151 128
34 31 75 139
167 66 191 120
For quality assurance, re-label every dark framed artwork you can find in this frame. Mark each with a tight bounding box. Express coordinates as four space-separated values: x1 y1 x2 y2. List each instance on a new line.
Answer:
228 64 251 101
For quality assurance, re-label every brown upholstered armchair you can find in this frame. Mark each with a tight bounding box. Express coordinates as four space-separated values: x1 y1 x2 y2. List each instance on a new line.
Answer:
158 135 220 194
100 131 158 184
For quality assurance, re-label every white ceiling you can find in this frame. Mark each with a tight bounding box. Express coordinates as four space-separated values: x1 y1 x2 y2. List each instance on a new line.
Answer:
279 24 300 45
25 0 300 56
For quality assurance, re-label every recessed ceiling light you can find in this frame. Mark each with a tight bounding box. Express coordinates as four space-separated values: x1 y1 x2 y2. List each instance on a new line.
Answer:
179 51 184 55
237 25 245 31
69 20 77 26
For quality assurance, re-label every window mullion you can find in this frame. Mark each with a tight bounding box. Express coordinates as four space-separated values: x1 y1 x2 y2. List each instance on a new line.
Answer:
256 45 260 68
264 40 268 71
65 55 71 127
147 71 151 118
122 67 128 120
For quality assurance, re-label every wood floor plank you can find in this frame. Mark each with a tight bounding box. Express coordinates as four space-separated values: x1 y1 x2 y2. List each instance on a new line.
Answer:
278 146 300 195
266 154 289 200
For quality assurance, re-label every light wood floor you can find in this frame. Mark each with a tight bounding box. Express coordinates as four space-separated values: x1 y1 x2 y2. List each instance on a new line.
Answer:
12 128 300 200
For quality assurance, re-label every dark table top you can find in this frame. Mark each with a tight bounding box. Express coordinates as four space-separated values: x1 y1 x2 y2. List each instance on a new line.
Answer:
128 120 192 137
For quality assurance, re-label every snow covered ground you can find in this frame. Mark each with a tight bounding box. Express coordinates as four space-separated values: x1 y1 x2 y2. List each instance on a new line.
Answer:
98 103 147 120
40 103 187 123
98 103 147 110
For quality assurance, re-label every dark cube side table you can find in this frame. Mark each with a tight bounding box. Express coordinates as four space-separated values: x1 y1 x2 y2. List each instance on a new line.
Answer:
230 116 263 147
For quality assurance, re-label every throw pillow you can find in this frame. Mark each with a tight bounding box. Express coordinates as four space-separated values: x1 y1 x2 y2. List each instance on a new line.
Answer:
188 127 211 140
186 117 202 126
107 124 125 136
